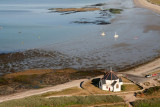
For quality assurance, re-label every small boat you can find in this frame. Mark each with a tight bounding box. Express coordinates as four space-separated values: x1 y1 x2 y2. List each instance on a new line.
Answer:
114 32 119 39
101 32 106 36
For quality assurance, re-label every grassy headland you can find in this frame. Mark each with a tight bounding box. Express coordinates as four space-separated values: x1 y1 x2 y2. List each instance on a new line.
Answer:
0 68 103 95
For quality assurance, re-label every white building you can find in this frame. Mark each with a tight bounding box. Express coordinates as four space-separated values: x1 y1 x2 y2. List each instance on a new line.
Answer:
99 70 123 92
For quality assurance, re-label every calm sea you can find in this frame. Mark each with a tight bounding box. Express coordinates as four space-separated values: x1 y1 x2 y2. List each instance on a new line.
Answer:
0 0 160 72
0 0 109 52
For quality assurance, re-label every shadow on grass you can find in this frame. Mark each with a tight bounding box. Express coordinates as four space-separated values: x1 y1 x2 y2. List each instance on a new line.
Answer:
91 78 100 87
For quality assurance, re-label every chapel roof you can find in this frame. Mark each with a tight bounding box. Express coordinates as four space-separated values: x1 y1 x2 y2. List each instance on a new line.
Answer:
103 69 119 80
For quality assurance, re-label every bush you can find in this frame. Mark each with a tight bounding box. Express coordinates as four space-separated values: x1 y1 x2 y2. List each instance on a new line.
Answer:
132 98 160 107
121 85 125 91
144 86 160 95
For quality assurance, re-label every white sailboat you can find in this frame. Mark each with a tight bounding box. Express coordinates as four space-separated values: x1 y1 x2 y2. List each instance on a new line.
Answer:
114 32 119 39
101 32 106 36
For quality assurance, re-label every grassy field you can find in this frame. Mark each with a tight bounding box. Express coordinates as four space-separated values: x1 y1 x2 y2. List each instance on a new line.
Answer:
42 87 90 97
122 84 141 91
0 95 124 107
148 0 160 5
0 69 103 95
132 98 160 107
121 77 132 83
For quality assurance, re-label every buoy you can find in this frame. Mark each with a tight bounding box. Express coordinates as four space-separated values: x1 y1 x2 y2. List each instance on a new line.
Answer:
38 36 40 39
114 32 119 39
101 32 106 36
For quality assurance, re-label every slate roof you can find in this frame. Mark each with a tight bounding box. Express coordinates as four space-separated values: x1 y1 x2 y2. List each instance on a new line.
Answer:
103 71 119 80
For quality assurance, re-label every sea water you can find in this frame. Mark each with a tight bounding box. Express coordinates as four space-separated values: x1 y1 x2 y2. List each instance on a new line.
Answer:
0 0 109 52
0 0 160 72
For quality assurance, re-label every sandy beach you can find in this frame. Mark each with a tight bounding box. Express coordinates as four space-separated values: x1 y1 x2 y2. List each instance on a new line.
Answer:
134 0 160 14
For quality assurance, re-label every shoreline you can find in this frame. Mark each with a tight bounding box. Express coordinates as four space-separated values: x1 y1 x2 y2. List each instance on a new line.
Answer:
0 49 160 75
133 0 160 14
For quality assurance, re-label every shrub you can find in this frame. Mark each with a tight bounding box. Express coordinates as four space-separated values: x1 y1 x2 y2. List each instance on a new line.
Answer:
132 98 160 107
121 85 125 91
0 77 8 85
143 86 160 95
109 8 123 14
12 75 31 84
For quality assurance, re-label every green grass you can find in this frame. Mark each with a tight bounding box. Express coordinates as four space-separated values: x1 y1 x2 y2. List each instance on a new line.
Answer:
132 98 160 107
0 95 124 107
121 84 141 91
41 87 85 97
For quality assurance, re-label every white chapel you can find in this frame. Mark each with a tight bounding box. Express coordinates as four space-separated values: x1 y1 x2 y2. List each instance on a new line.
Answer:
99 69 123 92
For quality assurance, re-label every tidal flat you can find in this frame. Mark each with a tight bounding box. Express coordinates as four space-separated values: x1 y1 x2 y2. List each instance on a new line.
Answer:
0 0 160 74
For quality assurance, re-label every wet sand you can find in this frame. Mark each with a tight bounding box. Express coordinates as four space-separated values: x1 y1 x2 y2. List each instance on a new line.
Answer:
130 0 160 75
134 0 160 14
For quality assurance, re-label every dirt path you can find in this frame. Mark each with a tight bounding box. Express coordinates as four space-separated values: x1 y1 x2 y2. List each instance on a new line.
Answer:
134 0 160 14
123 93 137 107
